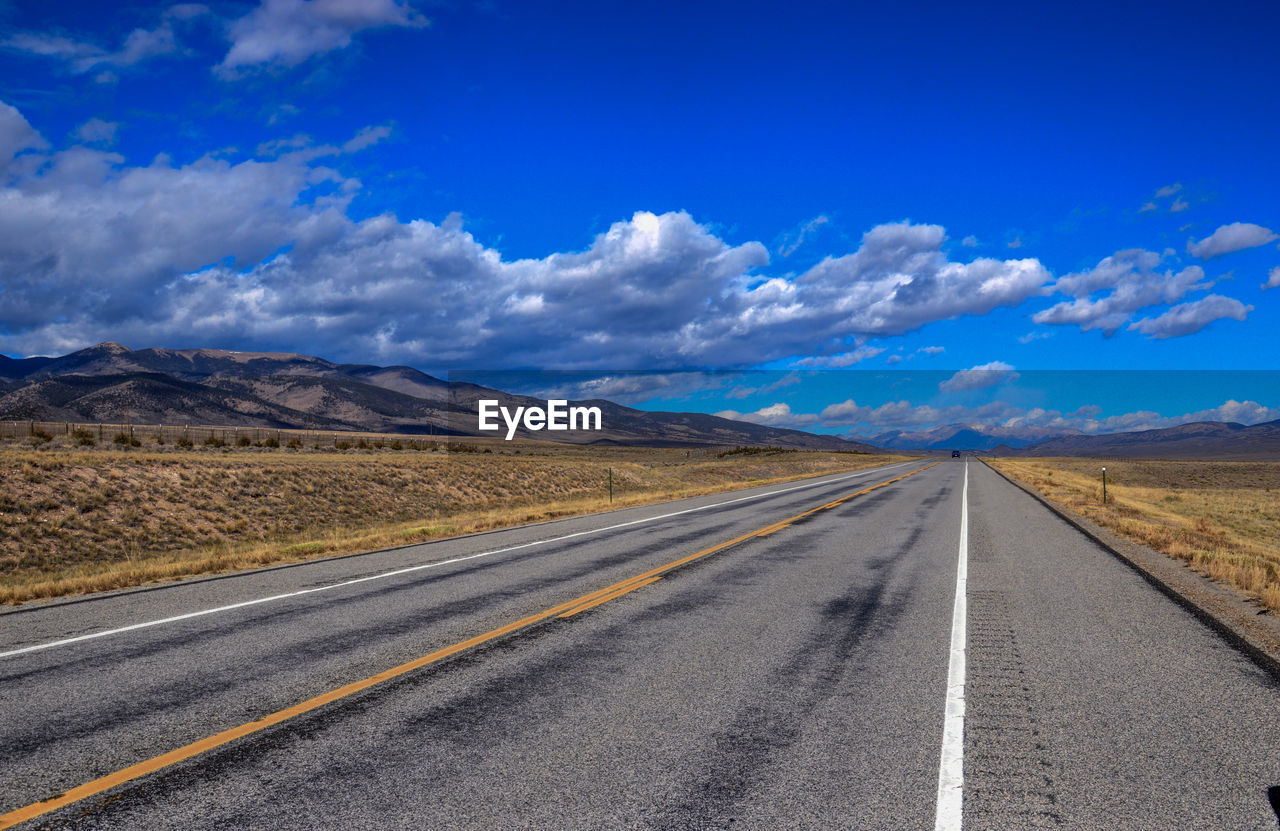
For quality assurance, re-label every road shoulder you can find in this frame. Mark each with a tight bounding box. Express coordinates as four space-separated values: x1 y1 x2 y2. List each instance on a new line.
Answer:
978 456 1280 680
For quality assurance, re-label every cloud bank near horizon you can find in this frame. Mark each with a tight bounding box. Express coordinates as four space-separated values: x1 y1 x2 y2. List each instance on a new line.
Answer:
716 396 1280 438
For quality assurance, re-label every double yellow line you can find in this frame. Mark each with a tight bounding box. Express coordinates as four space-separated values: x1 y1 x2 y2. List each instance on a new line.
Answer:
0 461 936 829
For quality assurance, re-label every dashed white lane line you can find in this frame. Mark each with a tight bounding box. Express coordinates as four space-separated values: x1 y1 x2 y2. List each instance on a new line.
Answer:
935 459 968 830
0 461 918 661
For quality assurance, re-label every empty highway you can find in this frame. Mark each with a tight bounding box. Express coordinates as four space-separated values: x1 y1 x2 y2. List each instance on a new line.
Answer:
1 458 1277 829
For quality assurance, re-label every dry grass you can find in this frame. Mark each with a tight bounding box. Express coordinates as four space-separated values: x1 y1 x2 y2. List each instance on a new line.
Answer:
0 444 911 605
986 457 1280 613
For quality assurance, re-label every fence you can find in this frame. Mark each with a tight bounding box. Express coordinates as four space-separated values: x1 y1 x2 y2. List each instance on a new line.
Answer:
0 420 454 452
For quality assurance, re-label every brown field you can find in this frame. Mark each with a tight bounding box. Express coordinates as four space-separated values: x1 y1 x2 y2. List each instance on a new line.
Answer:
0 441 911 605
985 457 1280 613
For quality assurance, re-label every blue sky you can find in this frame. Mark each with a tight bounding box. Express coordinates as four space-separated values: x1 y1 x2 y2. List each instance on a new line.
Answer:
1 1 1277 436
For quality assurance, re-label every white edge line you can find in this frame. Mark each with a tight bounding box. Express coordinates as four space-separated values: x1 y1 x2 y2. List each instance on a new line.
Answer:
1 460 920 661
935 459 968 830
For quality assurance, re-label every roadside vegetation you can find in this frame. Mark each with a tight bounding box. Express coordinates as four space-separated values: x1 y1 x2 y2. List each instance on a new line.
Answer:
0 442 912 605
985 457 1280 613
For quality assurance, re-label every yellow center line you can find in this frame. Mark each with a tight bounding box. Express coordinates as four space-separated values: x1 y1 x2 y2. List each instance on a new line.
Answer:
0 460 938 830
559 576 664 618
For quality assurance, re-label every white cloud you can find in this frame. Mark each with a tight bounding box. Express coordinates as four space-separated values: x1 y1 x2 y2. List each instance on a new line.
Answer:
1263 266 1280 291
1187 222 1278 259
526 372 730 405
1032 248 1212 336
713 402 817 428
1127 295 1252 339
218 0 428 76
1169 198 1188 213
0 101 46 171
1155 183 1182 198
918 345 945 356
2 7 199 76
342 124 392 153
960 235 978 247
777 214 830 257
724 372 802 400
771 223 1050 346
73 118 118 145
0 101 1059 369
939 361 1018 393
795 344 884 368
820 394 1280 438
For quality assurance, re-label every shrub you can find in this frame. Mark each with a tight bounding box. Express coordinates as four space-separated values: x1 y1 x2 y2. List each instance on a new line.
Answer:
204 436 226 448
113 433 141 447
262 436 280 448
236 436 252 447
177 435 194 448
286 437 302 449
72 428 96 447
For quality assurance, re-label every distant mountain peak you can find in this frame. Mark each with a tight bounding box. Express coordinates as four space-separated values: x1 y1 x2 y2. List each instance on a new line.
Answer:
87 341 131 354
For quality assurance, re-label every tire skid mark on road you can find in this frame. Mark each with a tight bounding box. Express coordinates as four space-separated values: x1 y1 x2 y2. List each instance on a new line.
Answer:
0 463 938 830
1 463 922 662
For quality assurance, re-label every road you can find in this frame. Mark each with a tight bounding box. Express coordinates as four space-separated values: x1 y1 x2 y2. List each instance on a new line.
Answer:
1 458 1277 829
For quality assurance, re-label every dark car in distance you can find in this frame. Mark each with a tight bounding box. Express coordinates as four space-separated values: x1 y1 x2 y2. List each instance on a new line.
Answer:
952 450 961 457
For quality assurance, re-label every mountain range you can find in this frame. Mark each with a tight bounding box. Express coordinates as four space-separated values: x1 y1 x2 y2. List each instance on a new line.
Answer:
0 343 869 450
2 343 1276 457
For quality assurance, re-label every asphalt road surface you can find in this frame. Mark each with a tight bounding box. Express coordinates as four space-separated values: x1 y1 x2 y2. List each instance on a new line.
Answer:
2 458 1278 829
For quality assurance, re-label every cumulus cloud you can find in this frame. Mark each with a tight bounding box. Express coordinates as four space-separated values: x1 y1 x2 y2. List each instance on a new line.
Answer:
1187 222 1278 259
1032 249 1212 336
939 361 1018 393
713 402 818 428
767 223 1050 347
918 345 945 356
218 0 428 76
1263 266 1280 291
0 102 46 171
818 398 1011 431
1000 399 1280 434
960 235 978 247
819 395 1280 437
0 101 1058 369
518 372 731 406
1127 295 1252 339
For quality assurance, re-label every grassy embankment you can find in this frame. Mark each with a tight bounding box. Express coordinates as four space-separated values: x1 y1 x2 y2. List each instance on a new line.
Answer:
1 442 912 605
985 457 1280 613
